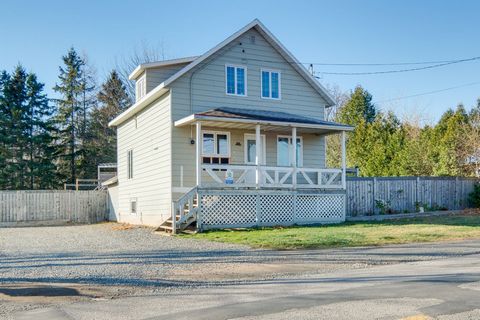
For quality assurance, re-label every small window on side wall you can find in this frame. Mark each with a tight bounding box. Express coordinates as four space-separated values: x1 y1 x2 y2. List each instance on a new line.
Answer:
130 198 137 214
225 65 247 96
261 70 281 100
127 150 133 179
136 76 146 101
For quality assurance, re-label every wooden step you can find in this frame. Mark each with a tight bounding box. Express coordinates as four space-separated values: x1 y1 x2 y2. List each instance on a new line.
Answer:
157 225 173 231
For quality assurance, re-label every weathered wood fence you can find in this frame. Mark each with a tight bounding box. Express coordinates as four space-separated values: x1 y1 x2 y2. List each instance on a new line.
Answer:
346 176 478 217
0 190 108 226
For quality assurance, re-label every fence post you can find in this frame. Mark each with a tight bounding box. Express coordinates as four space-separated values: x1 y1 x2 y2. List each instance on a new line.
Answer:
416 176 420 211
372 177 377 215
454 176 459 209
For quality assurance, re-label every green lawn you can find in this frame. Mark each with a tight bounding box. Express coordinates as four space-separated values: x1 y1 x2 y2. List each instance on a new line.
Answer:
182 213 480 249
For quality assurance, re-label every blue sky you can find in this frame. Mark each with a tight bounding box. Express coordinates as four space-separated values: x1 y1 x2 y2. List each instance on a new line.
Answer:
1 0 480 123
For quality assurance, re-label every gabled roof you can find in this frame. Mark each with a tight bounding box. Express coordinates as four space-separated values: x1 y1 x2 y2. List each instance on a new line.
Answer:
128 56 199 80
175 107 353 132
109 19 336 127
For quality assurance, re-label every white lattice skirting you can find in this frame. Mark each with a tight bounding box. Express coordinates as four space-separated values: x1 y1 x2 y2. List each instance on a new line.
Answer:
198 190 346 230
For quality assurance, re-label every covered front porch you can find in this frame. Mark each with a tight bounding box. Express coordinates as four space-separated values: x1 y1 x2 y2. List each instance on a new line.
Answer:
175 107 352 191
169 107 353 232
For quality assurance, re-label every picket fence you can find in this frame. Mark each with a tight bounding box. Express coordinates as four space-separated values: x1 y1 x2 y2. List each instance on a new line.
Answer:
346 176 478 217
0 190 108 226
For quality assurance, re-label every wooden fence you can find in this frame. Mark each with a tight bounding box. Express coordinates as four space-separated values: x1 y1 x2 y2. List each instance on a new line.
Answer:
346 176 478 217
0 190 108 226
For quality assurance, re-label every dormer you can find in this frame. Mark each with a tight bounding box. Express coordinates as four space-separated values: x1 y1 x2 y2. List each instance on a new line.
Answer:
129 56 198 101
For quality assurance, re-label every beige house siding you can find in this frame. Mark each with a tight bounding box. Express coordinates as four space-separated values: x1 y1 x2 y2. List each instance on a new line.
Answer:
170 28 328 193
117 92 172 226
145 63 191 93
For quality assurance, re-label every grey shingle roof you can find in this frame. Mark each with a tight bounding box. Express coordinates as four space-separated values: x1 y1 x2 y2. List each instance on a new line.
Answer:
196 107 351 128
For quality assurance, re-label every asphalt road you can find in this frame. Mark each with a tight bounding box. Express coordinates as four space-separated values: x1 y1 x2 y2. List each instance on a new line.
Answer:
11 241 480 320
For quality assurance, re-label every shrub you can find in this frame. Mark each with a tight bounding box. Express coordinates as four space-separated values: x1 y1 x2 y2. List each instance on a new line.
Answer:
469 184 480 208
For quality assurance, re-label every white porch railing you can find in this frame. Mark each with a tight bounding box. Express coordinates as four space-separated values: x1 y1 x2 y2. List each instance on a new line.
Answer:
201 164 344 189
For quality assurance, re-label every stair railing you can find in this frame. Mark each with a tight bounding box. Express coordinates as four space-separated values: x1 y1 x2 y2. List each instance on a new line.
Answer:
171 186 198 234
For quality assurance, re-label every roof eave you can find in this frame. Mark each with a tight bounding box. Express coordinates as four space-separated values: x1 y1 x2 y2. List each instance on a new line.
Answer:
128 56 199 80
174 114 354 132
109 85 169 127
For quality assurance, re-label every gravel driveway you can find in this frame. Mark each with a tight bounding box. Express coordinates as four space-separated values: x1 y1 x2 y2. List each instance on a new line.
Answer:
2 223 480 287
2 223 480 318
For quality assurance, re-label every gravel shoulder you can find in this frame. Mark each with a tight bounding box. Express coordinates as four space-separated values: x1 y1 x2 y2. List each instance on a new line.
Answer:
2 223 480 318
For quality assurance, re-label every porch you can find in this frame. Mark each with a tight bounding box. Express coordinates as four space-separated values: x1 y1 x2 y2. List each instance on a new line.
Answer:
164 107 353 233
177 107 353 190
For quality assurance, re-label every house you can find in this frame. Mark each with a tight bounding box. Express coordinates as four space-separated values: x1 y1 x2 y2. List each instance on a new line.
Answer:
108 19 353 233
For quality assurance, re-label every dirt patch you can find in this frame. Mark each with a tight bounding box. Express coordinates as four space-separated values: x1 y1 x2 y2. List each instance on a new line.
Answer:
110 223 136 231
167 262 367 281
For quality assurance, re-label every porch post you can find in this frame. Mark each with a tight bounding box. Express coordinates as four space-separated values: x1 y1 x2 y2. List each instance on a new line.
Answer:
291 127 297 189
341 130 346 189
196 122 202 187
255 124 261 188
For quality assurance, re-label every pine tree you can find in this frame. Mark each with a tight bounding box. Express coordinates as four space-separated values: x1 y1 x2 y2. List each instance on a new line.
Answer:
53 47 85 184
0 71 11 188
83 70 129 176
25 73 57 189
3 66 29 189
336 86 377 126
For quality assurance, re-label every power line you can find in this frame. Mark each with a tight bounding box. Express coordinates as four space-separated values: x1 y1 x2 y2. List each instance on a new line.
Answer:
313 56 480 75
243 55 480 74
309 60 458 66
373 81 480 104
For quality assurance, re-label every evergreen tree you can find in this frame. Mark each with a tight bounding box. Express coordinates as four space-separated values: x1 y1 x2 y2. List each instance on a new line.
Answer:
336 86 377 126
3 66 29 189
53 47 85 184
83 70 129 176
0 71 11 188
25 73 57 189
431 105 469 176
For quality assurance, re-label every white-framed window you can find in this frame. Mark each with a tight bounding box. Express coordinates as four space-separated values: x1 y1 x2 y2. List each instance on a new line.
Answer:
277 135 303 166
135 76 146 101
127 149 133 179
202 131 230 164
261 69 281 100
225 65 247 96
130 198 137 214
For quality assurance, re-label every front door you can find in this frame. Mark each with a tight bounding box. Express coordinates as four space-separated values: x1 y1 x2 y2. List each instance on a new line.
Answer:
244 134 266 183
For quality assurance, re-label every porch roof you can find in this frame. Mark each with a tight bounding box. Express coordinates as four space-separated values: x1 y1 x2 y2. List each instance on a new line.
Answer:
174 107 353 134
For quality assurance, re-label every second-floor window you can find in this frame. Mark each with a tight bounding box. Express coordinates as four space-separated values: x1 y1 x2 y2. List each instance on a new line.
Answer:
225 65 246 96
136 76 146 101
261 69 281 99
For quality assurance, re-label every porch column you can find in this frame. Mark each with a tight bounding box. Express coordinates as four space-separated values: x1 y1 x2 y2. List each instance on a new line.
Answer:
255 124 262 188
341 130 346 189
291 127 297 189
196 122 202 187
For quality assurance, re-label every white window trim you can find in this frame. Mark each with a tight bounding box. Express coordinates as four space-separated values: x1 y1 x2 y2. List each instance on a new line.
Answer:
201 130 231 157
225 64 248 97
244 133 266 164
261 69 281 100
127 149 133 179
130 197 137 215
135 75 146 101
276 135 303 166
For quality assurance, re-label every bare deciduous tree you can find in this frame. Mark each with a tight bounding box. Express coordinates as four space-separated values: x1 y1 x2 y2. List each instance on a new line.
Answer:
115 41 167 99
